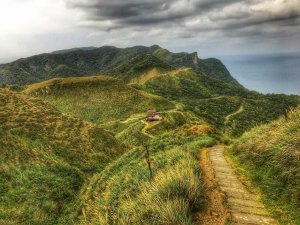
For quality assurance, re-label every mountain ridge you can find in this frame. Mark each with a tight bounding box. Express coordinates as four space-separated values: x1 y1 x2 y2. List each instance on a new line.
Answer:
0 45 241 87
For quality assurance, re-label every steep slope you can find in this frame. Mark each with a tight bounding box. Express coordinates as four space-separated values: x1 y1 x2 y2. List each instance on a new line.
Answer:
151 46 241 86
77 117 216 225
0 88 126 225
230 107 300 224
24 76 175 124
0 45 239 86
107 53 172 82
135 68 299 136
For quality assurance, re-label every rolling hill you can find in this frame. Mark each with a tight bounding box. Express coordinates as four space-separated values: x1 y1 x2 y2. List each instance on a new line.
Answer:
134 67 299 136
23 65 299 137
0 45 240 86
24 76 174 124
0 88 126 225
0 85 214 225
1 44 299 225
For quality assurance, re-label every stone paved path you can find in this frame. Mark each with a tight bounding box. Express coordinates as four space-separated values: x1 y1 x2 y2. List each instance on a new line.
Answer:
209 146 278 225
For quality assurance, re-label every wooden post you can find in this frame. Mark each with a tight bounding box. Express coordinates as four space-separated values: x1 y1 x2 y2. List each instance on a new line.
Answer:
145 144 153 182
284 108 289 121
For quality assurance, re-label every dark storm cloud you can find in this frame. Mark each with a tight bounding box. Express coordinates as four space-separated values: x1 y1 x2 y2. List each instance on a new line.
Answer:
194 0 243 10
70 1 168 19
66 0 300 40
67 0 246 27
67 0 181 26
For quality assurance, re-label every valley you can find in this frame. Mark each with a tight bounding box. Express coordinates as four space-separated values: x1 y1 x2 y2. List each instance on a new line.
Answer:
0 45 299 225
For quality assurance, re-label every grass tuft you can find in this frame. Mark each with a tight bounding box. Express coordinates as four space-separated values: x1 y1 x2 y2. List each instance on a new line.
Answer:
230 107 300 224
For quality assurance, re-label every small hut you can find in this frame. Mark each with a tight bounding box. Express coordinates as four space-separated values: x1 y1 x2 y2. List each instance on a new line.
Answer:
146 109 162 122
147 109 157 117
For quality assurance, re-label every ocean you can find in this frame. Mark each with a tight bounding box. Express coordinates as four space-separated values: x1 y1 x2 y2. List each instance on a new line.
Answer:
219 53 300 95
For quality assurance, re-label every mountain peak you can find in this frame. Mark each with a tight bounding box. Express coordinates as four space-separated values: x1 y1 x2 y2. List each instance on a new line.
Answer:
150 44 162 49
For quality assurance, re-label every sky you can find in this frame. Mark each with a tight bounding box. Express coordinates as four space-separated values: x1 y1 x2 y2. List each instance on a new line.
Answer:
1 0 300 64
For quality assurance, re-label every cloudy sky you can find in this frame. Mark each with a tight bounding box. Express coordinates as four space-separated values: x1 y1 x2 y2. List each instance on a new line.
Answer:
0 0 300 63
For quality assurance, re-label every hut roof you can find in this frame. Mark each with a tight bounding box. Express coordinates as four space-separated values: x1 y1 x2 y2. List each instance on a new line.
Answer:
147 109 157 113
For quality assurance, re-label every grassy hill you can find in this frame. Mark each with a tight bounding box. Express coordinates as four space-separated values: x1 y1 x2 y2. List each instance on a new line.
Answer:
24 70 299 138
0 45 239 86
0 88 126 225
24 76 175 124
78 119 216 225
229 107 300 224
107 53 173 82
1 82 219 225
151 47 241 86
1 45 299 225
134 68 299 136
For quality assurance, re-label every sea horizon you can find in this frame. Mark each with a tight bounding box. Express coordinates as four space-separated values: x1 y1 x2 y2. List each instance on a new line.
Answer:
219 53 300 96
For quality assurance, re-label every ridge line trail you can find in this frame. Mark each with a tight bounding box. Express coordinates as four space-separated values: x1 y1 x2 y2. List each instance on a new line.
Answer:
225 102 244 125
199 146 278 225
140 119 155 138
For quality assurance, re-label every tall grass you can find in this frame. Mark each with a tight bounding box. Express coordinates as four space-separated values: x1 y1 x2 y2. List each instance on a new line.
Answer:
0 89 126 225
78 144 206 225
230 107 300 224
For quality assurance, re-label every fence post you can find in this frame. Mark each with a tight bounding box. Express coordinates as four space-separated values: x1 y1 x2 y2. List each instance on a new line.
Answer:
145 144 153 182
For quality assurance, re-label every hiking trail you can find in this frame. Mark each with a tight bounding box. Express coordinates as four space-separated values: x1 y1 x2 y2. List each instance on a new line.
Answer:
200 146 278 225
225 102 244 125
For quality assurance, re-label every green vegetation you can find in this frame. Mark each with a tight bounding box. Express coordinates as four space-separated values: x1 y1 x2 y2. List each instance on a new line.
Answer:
0 45 239 86
79 127 216 225
0 86 216 225
226 94 300 136
136 68 299 136
80 147 202 225
0 88 125 225
24 76 174 124
107 53 172 82
229 107 300 224
116 120 150 146
1 45 299 225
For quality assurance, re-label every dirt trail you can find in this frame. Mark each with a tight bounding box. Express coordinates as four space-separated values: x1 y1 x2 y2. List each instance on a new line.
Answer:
225 103 244 125
202 146 278 225
140 120 155 138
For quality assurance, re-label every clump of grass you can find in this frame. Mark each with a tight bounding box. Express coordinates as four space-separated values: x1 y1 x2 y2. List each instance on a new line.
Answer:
136 158 203 224
79 147 204 225
230 107 300 224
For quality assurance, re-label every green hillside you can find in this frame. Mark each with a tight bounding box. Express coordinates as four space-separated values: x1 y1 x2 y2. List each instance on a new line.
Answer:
0 85 217 225
107 53 173 82
0 45 239 86
151 47 241 86
135 68 299 136
78 118 216 225
24 76 174 124
229 107 300 224
0 88 126 225
1 45 299 225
